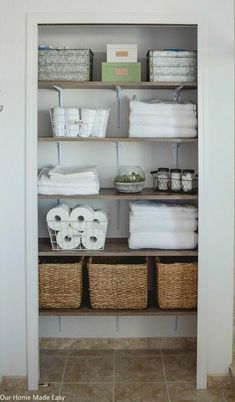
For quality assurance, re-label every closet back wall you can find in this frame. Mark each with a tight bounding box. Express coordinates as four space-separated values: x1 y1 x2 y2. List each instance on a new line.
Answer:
38 25 198 239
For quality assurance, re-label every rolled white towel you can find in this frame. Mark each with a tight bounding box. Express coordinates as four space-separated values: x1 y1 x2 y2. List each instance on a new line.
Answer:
128 232 198 250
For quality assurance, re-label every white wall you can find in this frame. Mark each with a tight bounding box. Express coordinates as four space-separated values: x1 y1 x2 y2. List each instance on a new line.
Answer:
0 0 234 381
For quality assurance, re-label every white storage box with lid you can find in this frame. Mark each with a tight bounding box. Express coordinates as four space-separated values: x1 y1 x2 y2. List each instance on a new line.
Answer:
107 44 137 62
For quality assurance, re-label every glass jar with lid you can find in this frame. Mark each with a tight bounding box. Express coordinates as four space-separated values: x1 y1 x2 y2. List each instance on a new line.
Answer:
114 165 145 193
181 169 195 193
170 169 181 192
157 168 170 191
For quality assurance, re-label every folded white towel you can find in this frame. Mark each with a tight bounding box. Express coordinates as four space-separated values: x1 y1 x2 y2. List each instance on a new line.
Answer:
128 232 198 249
129 125 197 138
39 168 100 188
130 202 198 219
38 185 99 195
129 114 197 129
130 100 196 114
38 168 100 195
48 166 98 182
130 216 198 233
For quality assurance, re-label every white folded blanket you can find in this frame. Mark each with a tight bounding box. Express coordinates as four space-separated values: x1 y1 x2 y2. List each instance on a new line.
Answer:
129 232 198 249
129 125 197 138
130 216 197 233
130 202 198 219
129 114 197 129
130 100 196 114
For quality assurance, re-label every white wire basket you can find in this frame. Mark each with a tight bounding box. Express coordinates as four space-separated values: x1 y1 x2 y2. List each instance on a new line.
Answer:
49 107 110 138
47 220 108 251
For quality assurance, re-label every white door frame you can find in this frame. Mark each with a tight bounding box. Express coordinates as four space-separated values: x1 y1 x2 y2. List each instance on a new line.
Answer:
26 12 208 390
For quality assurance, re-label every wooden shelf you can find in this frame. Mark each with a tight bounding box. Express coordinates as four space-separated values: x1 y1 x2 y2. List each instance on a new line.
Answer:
38 136 198 143
38 80 197 90
39 306 197 316
38 188 198 201
38 237 198 257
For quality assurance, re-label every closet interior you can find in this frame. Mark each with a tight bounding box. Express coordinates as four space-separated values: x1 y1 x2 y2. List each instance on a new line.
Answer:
38 24 198 322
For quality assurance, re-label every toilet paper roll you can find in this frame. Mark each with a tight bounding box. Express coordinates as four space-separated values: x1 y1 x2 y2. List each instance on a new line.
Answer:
93 209 108 232
64 108 79 120
56 227 81 250
70 205 94 231
65 123 79 137
46 203 70 231
54 128 65 137
81 227 106 250
53 106 65 116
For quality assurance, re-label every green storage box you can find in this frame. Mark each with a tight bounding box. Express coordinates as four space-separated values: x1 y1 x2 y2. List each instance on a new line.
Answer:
102 62 141 82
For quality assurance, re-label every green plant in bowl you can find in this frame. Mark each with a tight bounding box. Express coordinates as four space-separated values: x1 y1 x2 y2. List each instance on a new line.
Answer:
114 172 145 183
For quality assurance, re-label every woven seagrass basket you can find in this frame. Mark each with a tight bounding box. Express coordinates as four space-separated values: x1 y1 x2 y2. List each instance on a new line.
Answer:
39 258 83 309
156 259 197 309
88 256 148 309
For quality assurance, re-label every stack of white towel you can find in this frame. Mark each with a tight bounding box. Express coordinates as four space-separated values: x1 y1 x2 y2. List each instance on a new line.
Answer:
129 99 197 138
38 166 100 195
129 201 198 249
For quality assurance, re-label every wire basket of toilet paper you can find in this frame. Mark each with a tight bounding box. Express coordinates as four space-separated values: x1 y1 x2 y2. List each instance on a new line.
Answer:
46 205 108 251
50 106 110 138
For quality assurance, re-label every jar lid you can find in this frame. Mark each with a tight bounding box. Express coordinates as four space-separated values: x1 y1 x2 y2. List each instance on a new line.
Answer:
170 169 181 173
150 170 158 174
183 169 195 173
158 168 169 172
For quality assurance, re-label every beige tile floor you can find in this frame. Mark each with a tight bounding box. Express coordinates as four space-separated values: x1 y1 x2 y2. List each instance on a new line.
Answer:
0 348 234 401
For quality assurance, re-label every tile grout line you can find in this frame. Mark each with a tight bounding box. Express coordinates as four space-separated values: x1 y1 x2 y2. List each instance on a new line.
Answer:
58 353 69 396
160 349 172 402
113 350 116 402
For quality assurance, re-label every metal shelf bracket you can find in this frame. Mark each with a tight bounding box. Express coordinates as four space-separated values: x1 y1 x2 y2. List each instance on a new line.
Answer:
173 143 180 169
53 85 64 107
173 85 184 103
115 85 123 129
